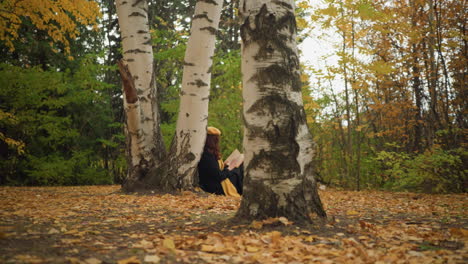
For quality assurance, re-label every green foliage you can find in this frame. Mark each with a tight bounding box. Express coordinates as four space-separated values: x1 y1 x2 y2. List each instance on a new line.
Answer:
153 26 187 148
24 151 110 186
155 29 243 157
372 147 467 193
373 150 411 187
209 49 243 158
0 57 125 186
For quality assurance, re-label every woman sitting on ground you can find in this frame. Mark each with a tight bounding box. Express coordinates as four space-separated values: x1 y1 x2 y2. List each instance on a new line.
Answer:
197 127 243 197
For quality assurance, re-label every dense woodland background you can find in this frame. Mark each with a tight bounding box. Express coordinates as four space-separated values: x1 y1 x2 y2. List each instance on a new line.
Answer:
0 0 466 193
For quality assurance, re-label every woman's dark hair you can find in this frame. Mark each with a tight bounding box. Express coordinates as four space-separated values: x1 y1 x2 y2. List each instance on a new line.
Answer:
204 134 221 160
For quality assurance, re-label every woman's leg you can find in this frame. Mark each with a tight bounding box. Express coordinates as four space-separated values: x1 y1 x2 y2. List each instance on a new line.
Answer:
228 165 244 195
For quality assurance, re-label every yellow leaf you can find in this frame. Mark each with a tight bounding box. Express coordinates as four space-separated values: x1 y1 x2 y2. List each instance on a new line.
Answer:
65 229 79 235
278 217 292 226
201 244 215 252
117 256 140 264
162 238 175 249
85 258 102 264
143 255 160 263
246 246 260 252
201 240 226 253
346 210 359 216
66 257 82 264
47 228 60 234
320 5 339 17
269 231 282 244
14 255 44 262
133 239 153 249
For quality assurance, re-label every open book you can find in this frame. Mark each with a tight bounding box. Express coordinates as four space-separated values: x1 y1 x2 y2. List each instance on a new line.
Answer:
224 149 244 171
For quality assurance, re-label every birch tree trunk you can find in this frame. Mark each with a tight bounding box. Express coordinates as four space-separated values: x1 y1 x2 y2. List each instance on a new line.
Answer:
237 0 326 222
124 0 224 192
171 0 224 189
115 0 165 191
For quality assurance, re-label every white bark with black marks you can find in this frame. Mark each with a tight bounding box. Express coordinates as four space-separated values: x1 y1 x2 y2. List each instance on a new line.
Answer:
117 60 142 167
238 0 326 222
173 0 223 189
116 0 165 189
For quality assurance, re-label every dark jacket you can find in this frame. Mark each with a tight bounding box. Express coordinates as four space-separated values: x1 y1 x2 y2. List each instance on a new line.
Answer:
197 151 243 195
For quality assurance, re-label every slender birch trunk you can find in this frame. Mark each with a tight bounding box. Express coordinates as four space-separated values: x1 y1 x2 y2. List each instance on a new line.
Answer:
172 0 223 189
237 0 326 222
115 0 165 191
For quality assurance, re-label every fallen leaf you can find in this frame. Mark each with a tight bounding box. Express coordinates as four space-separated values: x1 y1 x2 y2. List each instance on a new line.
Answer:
48 228 60 234
201 244 215 252
143 255 160 263
269 231 282 244
117 256 140 264
250 221 263 229
66 257 83 264
133 239 153 249
246 245 260 252
14 255 44 263
304 235 317 242
85 257 102 264
449 228 468 238
408 250 425 257
346 210 359 216
278 217 292 226
162 238 175 250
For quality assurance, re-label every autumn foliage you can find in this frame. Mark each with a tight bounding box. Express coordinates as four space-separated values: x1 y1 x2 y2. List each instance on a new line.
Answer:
303 0 467 192
0 0 101 53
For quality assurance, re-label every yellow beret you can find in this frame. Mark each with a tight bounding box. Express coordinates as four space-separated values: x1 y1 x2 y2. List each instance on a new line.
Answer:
207 126 221 135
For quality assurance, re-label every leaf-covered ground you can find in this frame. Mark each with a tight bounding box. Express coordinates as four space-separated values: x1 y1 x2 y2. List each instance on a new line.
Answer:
1 185 466 263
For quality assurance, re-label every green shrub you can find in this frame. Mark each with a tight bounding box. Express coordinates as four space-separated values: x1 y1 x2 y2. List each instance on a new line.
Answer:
373 147 467 193
24 151 112 186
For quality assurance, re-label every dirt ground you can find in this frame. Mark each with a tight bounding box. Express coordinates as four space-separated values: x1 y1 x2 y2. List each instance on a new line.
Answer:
0 185 466 263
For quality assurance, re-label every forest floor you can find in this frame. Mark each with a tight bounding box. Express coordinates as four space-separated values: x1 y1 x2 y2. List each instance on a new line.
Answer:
0 185 466 264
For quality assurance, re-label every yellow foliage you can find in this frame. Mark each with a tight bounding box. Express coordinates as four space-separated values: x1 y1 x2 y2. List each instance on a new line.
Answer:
0 132 25 155
297 1 311 10
368 60 395 75
320 5 339 17
300 73 309 83
0 0 101 54
296 17 309 31
0 110 25 154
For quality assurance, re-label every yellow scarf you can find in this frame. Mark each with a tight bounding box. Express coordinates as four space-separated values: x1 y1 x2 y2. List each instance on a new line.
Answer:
218 160 240 197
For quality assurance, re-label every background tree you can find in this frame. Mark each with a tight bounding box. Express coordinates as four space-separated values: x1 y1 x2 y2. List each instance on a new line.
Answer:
307 0 467 193
0 0 126 185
